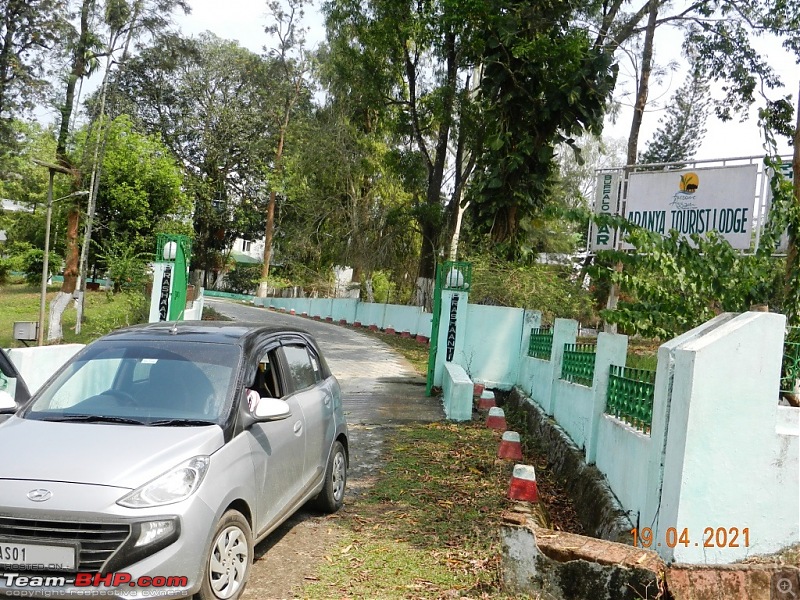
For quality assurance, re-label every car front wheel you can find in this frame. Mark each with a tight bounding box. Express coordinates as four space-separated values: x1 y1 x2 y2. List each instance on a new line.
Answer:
313 440 347 513
197 509 253 600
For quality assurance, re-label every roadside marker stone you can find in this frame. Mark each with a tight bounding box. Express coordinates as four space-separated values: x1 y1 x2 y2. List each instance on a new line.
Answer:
478 390 496 410
354 321 362 327
400 331 411 338
486 406 506 430
369 324 378 331
498 431 523 460
385 326 396 334
508 464 538 502
289 309 295 315
339 319 348 326
473 382 485 398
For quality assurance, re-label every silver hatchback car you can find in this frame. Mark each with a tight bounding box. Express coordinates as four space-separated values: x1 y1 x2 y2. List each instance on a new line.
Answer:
0 322 348 599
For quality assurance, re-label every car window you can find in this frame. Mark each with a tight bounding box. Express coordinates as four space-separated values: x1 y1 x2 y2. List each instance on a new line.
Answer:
0 371 18 401
24 341 240 424
281 344 317 391
251 349 282 399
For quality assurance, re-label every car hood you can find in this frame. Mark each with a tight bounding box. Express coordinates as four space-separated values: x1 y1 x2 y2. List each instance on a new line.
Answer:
0 416 225 489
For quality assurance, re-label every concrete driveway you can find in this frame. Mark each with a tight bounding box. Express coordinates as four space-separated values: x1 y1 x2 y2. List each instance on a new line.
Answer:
205 299 444 598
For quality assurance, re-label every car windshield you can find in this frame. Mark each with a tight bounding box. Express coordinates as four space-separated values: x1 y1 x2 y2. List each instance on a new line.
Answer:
23 340 241 425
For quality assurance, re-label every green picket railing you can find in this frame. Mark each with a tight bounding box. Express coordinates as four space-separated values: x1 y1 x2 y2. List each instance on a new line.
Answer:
560 343 597 387
780 326 800 398
528 327 553 360
606 365 656 434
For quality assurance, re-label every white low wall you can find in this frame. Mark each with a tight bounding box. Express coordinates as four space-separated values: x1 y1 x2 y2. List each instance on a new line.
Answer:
460 304 525 389
6 344 85 394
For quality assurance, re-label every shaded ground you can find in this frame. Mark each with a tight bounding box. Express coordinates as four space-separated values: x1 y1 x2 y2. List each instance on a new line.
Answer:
205 299 444 599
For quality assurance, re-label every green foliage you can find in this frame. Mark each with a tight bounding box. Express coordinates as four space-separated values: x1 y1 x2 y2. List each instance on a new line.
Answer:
83 115 189 262
467 253 596 324
760 156 800 325
470 2 618 254
115 33 292 278
20 249 61 286
591 221 783 339
639 69 711 166
96 239 149 293
224 264 262 295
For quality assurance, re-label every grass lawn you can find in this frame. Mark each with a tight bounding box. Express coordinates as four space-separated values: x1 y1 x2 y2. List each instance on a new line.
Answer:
0 277 148 348
301 421 529 599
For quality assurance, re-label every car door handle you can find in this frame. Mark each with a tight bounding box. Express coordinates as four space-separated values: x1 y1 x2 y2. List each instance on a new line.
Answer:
293 420 303 435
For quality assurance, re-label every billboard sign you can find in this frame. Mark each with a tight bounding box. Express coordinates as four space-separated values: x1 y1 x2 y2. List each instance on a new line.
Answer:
623 164 758 250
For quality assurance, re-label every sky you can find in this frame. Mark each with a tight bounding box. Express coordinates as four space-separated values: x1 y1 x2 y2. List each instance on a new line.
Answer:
177 0 798 164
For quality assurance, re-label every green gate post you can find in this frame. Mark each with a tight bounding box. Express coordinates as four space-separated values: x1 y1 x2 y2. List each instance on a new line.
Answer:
155 234 192 322
425 261 472 396
425 264 444 396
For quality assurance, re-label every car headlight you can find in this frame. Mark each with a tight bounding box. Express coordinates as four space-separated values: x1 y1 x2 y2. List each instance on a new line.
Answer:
117 456 210 508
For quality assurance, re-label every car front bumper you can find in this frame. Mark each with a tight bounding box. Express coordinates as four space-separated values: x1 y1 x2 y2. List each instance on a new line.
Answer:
0 479 216 599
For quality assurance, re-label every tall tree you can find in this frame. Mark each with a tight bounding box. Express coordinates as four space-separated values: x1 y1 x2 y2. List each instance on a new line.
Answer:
639 69 711 165
0 0 66 154
116 33 286 285
258 0 311 297
46 0 190 341
323 0 483 307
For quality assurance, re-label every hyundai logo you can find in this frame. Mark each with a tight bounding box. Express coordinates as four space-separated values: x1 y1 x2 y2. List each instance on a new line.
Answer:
27 489 52 502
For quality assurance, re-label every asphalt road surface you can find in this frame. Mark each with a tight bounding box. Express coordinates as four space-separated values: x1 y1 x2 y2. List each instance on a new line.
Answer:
205 298 444 599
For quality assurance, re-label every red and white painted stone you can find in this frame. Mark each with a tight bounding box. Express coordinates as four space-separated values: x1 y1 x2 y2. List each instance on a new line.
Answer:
486 406 507 430
507 464 538 502
473 382 485 398
478 390 496 410
498 431 523 460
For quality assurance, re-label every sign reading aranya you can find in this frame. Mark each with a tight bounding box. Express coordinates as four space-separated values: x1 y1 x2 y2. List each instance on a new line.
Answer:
624 164 758 250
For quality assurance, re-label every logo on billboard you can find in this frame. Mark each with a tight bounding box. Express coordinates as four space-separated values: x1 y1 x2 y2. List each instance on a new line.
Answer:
624 165 756 249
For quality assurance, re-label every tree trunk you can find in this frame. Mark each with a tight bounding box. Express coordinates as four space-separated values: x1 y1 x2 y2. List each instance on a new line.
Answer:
786 79 800 327
411 29 457 309
48 0 93 341
605 1 658 333
626 1 659 167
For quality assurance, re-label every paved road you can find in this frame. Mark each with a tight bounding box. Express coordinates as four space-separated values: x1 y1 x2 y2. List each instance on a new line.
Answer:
205 299 444 598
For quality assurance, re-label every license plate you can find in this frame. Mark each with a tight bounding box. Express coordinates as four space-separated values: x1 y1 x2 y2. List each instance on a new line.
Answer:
0 541 76 570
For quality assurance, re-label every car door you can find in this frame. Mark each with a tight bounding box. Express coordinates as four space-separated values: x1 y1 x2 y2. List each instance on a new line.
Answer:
279 341 334 488
246 344 306 534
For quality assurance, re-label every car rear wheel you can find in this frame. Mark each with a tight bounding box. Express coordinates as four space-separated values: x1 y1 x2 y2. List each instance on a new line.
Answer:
197 510 253 600
313 440 347 513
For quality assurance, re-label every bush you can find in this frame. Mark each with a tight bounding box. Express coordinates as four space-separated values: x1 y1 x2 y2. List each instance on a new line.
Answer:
466 253 596 324
21 249 61 287
98 240 149 292
225 264 262 295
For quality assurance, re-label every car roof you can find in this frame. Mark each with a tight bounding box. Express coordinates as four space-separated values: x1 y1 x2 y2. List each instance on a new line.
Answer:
98 321 315 349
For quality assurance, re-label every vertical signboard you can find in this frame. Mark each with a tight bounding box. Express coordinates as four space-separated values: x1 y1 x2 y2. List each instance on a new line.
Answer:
590 172 620 251
446 294 459 361
158 265 172 321
623 165 758 250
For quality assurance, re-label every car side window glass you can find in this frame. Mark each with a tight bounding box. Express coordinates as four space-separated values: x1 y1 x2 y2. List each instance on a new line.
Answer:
0 369 17 400
308 350 322 383
252 349 282 399
282 344 317 391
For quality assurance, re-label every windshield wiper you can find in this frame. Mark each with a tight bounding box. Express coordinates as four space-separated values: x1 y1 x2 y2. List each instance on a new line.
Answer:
40 414 146 425
147 419 217 427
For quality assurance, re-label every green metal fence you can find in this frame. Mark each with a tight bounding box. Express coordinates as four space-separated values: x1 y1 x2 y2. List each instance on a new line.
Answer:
780 326 800 397
560 343 597 387
606 365 656 434
528 327 553 360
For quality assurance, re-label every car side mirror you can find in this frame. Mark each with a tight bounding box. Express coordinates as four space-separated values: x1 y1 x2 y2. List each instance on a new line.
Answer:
0 390 16 413
253 397 291 421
